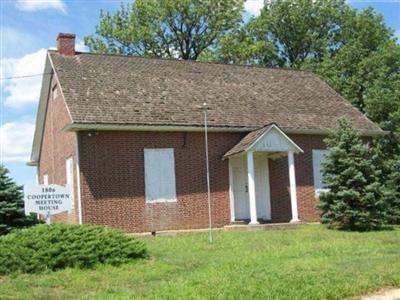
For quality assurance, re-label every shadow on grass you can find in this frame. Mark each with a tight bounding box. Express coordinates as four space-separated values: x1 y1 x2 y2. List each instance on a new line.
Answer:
323 223 396 232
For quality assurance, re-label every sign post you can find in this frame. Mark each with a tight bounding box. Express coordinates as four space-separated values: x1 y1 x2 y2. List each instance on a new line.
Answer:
24 184 72 222
46 211 51 224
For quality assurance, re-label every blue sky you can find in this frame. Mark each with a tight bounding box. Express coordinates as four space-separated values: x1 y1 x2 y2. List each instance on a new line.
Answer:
1 0 399 186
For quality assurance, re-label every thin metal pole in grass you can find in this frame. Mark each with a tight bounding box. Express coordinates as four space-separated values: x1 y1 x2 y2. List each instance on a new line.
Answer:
202 102 213 244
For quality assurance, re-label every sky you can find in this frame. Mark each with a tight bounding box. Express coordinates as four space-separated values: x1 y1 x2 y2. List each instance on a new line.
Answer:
0 0 399 186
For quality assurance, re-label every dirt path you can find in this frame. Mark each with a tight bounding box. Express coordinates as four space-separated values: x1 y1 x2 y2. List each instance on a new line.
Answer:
362 288 400 300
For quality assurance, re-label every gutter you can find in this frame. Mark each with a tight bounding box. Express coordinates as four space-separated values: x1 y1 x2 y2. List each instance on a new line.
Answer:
63 123 257 133
63 122 386 137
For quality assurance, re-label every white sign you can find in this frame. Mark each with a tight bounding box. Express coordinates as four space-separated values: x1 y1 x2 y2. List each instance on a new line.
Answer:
24 184 72 216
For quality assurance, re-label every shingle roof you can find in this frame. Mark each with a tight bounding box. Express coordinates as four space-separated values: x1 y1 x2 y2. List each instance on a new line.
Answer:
224 125 272 158
49 50 381 133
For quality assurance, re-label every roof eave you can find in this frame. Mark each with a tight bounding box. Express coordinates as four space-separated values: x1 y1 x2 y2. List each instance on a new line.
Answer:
29 52 53 166
64 122 385 137
26 161 38 166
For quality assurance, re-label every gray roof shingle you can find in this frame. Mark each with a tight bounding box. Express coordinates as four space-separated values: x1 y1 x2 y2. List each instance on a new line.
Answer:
224 125 272 158
49 51 381 133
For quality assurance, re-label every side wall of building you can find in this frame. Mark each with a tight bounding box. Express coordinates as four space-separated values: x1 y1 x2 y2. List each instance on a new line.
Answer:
38 75 79 223
78 131 326 232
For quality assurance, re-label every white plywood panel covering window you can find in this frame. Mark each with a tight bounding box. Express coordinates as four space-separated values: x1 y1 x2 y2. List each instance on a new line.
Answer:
312 150 329 194
144 149 177 203
66 157 74 209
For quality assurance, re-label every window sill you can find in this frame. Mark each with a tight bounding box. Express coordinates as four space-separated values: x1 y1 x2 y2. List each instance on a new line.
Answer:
145 199 177 204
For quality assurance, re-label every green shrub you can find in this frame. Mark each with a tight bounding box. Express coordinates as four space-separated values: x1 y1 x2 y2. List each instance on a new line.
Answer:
0 165 42 235
0 224 147 275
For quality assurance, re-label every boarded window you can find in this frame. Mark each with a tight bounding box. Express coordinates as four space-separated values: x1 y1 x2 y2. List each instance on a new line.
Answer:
312 150 329 194
144 149 177 202
66 157 74 209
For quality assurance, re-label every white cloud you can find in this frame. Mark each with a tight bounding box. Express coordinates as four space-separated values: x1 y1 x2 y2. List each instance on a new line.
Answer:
245 0 264 16
1 48 47 108
0 121 35 163
75 39 89 52
2 39 88 108
16 0 67 13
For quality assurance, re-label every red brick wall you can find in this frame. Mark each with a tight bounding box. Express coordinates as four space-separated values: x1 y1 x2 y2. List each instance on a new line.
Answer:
38 76 79 223
78 131 326 232
78 131 244 232
269 135 327 222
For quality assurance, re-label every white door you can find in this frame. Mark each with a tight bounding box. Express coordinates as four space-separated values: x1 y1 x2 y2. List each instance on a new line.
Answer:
230 154 271 221
254 155 271 220
231 157 250 220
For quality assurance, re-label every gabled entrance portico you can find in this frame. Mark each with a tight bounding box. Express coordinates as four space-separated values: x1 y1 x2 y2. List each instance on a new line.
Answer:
224 124 303 225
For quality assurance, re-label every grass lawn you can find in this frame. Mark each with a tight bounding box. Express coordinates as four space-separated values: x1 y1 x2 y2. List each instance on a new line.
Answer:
0 224 399 299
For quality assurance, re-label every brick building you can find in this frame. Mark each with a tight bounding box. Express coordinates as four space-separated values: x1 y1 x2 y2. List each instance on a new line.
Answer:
29 33 383 233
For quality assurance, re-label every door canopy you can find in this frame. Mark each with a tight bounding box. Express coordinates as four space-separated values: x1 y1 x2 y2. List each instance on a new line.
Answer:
224 123 303 158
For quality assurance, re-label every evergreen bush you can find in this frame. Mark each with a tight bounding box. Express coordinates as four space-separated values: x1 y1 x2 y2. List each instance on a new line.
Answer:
0 224 147 275
0 165 41 235
318 118 386 231
383 158 400 224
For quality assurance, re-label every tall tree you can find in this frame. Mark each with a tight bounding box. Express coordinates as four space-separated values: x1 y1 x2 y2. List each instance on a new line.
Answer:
85 0 244 60
214 0 348 67
309 7 395 112
204 15 281 65
308 9 400 163
363 43 400 158
0 166 40 235
318 118 386 231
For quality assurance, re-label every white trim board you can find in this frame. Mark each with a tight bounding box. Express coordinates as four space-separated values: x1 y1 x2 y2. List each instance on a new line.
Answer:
247 124 304 154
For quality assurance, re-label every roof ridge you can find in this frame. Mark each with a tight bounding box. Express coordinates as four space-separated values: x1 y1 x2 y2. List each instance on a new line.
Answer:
48 49 312 74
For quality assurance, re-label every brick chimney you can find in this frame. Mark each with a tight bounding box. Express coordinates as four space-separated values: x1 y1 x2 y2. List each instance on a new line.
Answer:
56 33 75 56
